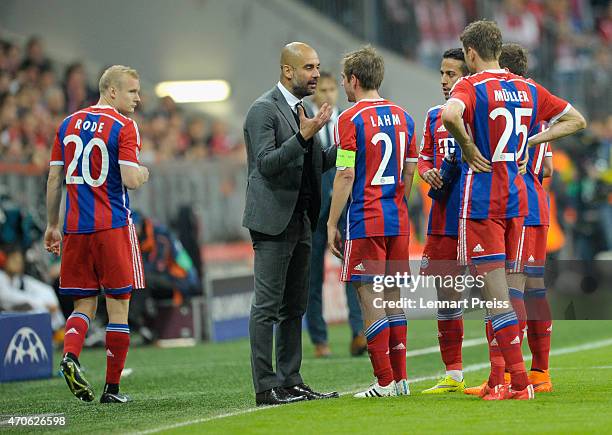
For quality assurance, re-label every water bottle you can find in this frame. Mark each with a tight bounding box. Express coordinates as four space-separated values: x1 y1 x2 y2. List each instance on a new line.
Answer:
428 150 459 201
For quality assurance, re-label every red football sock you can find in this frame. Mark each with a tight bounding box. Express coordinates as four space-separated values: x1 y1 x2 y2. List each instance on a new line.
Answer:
525 288 552 371
388 314 407 381
63 312 90 358
437 318 463 371
486 318 505 388
105 324 130 385
364 318 393 387
492 312 529 391
509 288 527 344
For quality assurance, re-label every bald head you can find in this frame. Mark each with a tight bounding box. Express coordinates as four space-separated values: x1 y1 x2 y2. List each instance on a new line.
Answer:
280 42 316 67
279 42 321 99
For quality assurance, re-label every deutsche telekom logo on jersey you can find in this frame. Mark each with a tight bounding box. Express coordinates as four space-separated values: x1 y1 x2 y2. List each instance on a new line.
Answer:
494 89 530 103
437 138 456 155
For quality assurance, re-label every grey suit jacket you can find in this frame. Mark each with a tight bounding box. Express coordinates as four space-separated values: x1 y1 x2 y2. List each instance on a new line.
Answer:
242 85 337 235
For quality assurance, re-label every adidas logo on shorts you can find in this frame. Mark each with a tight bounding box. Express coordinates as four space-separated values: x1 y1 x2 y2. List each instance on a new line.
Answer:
354 263 366 272
473 244 485 253
528 255 535 263
510 336 521 345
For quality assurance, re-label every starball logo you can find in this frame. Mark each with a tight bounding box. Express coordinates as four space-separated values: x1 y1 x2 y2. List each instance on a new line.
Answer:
3 327 49 366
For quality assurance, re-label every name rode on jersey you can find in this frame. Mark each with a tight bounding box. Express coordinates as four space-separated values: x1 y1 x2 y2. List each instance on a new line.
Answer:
335 98 418 240
523 122 552 226
448 69 570 220
419 105 462 236
50 105 141 234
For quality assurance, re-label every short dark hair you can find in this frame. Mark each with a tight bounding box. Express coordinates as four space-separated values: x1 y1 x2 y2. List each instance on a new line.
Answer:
319 71 333 80
499 43 529 76
342 45 384 91
460 20 503 62
442 48 469 76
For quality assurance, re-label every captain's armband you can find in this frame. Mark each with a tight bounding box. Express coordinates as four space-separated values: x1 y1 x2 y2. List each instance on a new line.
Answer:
336 149 356 168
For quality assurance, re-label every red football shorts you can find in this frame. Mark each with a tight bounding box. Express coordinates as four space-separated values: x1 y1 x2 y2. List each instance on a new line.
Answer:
510 225 548 277
458 217 524 274
341 235 410 283
420 234 463 277
60 224 145 297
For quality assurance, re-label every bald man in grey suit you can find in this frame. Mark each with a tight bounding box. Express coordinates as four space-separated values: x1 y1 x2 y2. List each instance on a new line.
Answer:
243 42 339 406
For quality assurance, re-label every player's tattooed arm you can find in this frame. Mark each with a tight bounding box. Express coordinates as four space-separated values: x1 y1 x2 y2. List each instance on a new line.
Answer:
44 165 63 255
442 102 491 173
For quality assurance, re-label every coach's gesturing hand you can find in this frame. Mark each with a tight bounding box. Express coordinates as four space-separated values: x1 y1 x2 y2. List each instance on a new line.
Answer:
298 102 332 141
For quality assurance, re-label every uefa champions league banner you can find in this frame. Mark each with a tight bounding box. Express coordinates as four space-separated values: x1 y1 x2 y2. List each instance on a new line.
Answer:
207 271 254 342
0 313 53 382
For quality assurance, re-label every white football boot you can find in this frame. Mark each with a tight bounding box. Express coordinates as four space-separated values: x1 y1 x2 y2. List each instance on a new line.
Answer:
354 380 398 398
395 379 411 396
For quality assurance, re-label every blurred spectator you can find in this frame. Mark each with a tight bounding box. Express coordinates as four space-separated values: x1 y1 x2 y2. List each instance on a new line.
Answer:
593 116 612 251
185 116 210 160
583 44 612 120
207 120 240 157
63 62 95 113
379 0 419 59
413 0 466 69
495 0 540 67
20 36 52 72
0 244 64 332
538 0 595 107
596 1 612 42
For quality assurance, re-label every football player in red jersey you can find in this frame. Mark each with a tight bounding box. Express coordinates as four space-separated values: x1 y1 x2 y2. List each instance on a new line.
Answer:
419 48 469 394
45 65 149 404
502 42 555 392
328 46 418 398
443 20 586 400
464 43 558 396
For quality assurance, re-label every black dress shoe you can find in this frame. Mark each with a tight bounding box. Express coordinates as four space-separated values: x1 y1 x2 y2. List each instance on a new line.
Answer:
285 383 339 400
255 387 307 406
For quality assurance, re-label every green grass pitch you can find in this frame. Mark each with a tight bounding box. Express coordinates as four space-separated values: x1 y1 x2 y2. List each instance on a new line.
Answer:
1 320 612 434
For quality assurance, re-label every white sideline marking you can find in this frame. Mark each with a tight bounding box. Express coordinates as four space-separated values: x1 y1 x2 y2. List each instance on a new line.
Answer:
553 365 612 370
133 337 612 435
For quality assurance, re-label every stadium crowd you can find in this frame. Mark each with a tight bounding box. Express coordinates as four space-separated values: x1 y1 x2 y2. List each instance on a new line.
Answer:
0 36 244 169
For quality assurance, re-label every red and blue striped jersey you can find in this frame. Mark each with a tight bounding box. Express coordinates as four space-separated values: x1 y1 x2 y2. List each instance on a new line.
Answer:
523 122 552 226
449 70 569 219
419 105 463 236
50 105 141 234
335 98 418 240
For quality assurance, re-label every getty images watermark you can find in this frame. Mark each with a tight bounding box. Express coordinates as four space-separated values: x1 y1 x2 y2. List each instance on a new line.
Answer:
371 272 510 311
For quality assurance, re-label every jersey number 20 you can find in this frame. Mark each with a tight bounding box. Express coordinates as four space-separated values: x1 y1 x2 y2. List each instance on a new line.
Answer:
64 135 109 187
